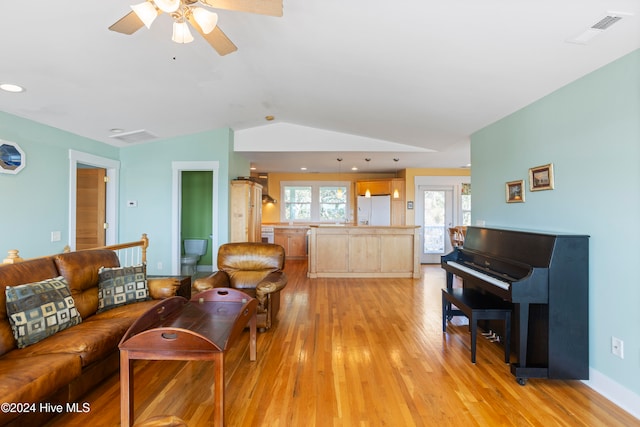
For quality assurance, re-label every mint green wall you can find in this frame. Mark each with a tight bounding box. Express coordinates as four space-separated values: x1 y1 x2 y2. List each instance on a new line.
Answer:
0 112 118 258
118 128 237 275
0 112 250 271
181 171 213 265
471 50 640 396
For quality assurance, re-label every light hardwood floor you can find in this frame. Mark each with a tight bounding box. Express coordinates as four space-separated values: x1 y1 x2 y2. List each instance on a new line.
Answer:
46 261 639 426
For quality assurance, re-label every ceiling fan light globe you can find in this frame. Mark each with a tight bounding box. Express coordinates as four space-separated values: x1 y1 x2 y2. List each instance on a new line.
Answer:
153 0 180 13
130 2 158 29
172 21 194 43
192 7 218 34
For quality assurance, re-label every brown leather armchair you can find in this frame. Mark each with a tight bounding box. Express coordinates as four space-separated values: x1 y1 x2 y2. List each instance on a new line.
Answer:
192 242 288 330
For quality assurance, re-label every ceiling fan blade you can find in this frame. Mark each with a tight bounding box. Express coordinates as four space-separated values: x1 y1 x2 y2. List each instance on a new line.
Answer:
108 11 145 35
201 0 283 17
189 16 238 55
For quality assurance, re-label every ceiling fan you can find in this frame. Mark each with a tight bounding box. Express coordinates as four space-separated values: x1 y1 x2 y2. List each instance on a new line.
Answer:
109 0 283 56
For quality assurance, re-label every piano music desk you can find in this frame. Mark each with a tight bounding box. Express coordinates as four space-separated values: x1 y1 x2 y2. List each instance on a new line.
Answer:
442 288 512 364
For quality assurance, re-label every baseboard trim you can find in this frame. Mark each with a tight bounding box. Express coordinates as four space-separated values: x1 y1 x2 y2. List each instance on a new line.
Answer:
583 368 640 420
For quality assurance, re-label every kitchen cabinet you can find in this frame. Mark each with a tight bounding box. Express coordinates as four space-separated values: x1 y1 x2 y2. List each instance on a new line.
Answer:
230 180 262 242
356 180 391 196
274 227 308 259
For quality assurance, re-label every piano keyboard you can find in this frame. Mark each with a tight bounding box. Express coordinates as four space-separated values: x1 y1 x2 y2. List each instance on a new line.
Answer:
446 261 511 291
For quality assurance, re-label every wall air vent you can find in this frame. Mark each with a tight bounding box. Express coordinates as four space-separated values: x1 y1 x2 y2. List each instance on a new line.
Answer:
108 129 157 143
566 11 632 45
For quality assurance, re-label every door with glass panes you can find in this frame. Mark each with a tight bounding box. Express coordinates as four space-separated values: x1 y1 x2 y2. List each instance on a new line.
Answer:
417 186 453 264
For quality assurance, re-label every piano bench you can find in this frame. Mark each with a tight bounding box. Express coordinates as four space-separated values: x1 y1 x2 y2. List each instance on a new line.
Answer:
442 288 512 364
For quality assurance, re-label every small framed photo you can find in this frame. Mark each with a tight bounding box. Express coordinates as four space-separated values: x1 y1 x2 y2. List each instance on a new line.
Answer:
506 180 525 203
529 163 554 191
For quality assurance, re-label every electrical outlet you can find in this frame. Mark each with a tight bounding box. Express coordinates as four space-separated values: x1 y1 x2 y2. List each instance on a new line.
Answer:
51 231 61 242
157 262 163 270
611 336 624 359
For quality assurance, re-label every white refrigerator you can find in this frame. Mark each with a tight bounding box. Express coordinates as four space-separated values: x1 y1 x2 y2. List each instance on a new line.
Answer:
357 195 391 226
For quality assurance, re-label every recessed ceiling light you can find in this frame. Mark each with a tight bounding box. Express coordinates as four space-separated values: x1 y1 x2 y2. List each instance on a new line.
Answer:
265 115 275 121
250 166 257 170
109 128 124 133
300 167 307 171
351 166 358 171
0 83 25 93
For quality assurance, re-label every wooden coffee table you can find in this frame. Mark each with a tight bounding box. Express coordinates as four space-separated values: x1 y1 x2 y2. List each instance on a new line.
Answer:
119 288 258 426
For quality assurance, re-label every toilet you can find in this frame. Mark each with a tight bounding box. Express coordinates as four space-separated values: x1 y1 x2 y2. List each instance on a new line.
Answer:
180 239 208 276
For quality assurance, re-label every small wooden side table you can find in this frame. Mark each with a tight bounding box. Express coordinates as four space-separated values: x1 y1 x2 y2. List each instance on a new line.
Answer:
119 288 257 426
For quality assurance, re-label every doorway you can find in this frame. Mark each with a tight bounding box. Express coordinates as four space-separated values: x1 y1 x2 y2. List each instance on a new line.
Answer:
416 185 453 264
171 161 219 276
69 150 119 250
181 171 214 273
76 166 106 249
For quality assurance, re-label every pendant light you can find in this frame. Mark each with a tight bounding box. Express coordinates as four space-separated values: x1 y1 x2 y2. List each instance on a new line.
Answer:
393 158 400 199
364 158 371 198
336 158 344 199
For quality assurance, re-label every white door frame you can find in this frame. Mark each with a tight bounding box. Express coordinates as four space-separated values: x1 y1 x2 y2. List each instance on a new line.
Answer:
68 150 120 250
171 161 219 276
416 185 454 263
414 175 471 263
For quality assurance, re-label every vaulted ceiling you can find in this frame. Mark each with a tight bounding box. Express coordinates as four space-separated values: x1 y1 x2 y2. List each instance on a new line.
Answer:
1 1 638 172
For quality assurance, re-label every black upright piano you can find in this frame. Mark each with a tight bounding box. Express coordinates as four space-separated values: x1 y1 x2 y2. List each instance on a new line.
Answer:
441 226 589 384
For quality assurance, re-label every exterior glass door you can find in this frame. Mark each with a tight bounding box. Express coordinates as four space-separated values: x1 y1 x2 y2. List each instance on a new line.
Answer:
418 186 453 263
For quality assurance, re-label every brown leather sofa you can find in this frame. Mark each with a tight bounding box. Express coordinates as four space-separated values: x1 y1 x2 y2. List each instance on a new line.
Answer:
193 242 287 330
0 249 186 426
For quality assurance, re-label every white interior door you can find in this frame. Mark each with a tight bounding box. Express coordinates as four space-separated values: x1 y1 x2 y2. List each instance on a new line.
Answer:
417 186 453 264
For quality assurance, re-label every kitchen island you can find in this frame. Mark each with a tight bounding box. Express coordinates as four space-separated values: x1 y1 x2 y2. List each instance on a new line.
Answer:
307 225 421 279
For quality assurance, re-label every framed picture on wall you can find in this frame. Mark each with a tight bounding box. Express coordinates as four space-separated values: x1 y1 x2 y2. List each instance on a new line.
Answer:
0 140 26 174
529 163 554 191
506 180 525 203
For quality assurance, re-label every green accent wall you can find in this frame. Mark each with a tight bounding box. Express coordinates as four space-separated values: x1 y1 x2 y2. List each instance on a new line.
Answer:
181 171 213 265
471 49 640 398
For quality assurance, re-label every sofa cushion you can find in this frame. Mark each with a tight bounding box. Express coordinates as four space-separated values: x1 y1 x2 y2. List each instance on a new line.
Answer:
97 264 149 312
0 257 60 356
53 249 120 319
4 299 159 367
5 276 82 349
0 353 82 425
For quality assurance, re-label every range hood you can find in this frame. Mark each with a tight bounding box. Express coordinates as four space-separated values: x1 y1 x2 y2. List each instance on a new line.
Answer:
244 173 277 204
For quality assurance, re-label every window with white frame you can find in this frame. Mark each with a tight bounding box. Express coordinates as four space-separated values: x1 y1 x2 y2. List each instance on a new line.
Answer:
282 181 349 222
461 183 471 226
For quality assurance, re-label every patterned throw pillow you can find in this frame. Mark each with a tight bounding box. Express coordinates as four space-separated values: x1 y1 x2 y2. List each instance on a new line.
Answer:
97 264 149 313
5 276 82 349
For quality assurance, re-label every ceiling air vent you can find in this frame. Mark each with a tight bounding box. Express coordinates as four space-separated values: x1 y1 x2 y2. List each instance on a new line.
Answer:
591 15 622 30
566 11 632 44
108 129 157 143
